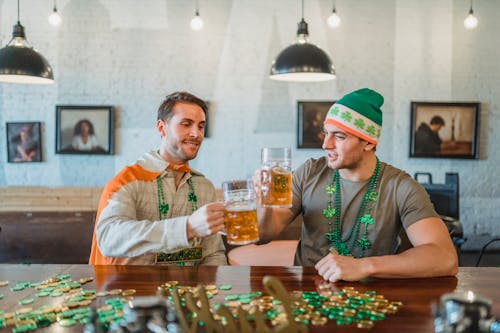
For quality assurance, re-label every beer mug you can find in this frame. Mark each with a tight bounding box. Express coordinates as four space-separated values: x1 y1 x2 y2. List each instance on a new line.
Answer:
261 147 292 208
222 180 259 245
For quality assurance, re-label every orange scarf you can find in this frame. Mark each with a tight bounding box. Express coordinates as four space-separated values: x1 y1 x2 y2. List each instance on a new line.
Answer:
167 163 191 173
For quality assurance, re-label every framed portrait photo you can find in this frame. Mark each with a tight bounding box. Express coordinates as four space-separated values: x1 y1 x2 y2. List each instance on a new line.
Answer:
410 101 480 159
297 101 334 149
6 122 42 163
55 105 114 155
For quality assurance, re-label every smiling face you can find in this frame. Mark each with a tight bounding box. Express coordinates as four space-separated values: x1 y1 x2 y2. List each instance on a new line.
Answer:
156 102 206 164
322 123 375 171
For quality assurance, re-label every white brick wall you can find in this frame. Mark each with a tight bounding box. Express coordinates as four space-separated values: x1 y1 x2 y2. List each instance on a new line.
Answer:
0 0 498 242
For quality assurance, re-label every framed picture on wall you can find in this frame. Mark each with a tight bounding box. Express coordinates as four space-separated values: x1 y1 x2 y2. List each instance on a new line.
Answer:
409 101 480 159
204 101 210 138
6 122 42 163
297 101 334 149
55 105 114 154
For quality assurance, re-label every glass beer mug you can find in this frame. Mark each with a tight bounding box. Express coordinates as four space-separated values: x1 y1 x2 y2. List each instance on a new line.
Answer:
260 147 292 208
221 180 259 245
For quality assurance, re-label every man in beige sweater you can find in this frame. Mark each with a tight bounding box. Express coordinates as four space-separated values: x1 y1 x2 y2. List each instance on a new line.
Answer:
89 91 226 265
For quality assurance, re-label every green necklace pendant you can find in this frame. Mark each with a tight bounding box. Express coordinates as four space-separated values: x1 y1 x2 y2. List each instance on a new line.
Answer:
156 175 199 266
323 157 381 258
156 176 198 219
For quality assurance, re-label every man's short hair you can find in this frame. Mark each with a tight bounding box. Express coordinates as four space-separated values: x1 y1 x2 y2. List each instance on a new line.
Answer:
157 91 208 121
430 115 445 126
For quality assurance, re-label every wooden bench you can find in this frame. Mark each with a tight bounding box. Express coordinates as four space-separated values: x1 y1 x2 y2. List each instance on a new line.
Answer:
0 187 101 264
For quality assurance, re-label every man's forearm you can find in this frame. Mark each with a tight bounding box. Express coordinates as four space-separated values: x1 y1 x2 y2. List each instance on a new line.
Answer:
362 243 458 279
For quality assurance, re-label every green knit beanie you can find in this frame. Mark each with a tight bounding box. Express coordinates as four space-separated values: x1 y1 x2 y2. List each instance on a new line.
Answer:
324 88 384 144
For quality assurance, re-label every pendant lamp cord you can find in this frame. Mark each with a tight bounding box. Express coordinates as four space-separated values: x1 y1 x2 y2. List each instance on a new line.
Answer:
17 0 20 23
301 0 304 20
195 0 199 15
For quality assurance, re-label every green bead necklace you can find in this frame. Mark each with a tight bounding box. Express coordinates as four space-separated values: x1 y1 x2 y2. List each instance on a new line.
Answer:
323 157 381 258
156 176 198 219
156 176 198 266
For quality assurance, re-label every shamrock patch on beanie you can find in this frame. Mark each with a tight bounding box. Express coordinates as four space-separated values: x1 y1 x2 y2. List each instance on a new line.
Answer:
324 88 384 144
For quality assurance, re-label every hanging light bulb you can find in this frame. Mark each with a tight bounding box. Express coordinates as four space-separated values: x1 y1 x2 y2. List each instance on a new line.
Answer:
48 0 62 27
190 0 203 31
464 0 478 29
190 12 203 31
327 1 341 28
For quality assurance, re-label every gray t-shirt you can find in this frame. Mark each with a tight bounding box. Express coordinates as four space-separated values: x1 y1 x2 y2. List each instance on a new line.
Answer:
290 157 439 266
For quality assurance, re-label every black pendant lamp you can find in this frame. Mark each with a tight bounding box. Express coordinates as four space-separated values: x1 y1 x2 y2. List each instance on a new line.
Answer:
270 0 335 82
0 0 54 84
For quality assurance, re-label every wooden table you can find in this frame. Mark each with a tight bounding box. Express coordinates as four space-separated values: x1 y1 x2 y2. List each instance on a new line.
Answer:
1 265 499 332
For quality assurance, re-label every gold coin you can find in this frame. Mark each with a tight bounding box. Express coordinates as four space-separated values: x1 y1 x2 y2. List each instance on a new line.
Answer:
258 304 273 311
15 319 36 326
2 312 15 319
78 300 93 306
97 305 113 312
4 318 16 326
226 301 241 308
55 287 71 293
65 301 81 308
96 291 108 297
122 289 136 297
166 280 179 286
342 286 355 291
343 309 356 317
204 284 217 290
16 307 33 315
0 281 9 287
318 282 332 290
108 289 123 295
390 301 403 307
357 320 374 329
311 317 327 326
79 277 94 284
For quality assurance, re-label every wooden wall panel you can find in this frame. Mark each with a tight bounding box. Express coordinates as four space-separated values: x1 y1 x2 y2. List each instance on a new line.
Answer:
0 187 102 212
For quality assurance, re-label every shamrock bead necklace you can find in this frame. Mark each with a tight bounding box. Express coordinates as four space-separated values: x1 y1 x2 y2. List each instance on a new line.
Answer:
323 157 381 258
156 176 198 219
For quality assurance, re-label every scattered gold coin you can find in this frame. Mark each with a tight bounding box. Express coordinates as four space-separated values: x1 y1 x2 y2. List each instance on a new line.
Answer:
108 289 123 295
122 289 136 297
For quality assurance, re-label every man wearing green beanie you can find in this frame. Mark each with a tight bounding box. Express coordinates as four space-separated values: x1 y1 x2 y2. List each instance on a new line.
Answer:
258 88 458 282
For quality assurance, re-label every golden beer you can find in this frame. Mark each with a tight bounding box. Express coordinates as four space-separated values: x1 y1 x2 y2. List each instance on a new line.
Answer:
262 166 293 208
224 208 259 245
